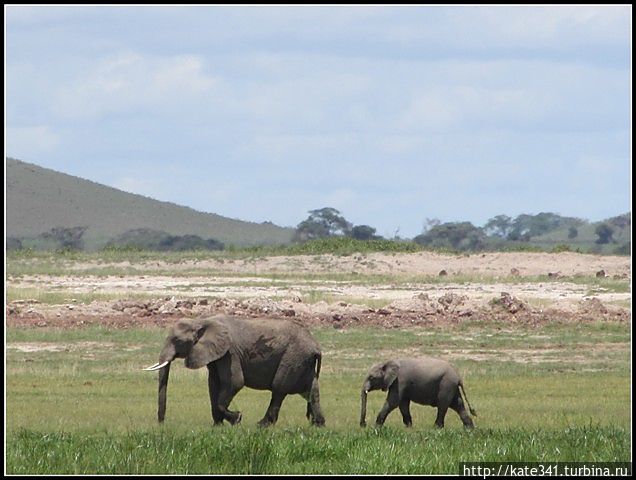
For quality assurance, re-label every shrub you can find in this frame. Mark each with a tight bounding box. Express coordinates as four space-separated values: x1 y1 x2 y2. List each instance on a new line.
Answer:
105 228 224 251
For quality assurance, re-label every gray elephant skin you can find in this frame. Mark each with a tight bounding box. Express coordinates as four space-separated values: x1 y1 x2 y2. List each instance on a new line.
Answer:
144 315 325 427
360 357 476 429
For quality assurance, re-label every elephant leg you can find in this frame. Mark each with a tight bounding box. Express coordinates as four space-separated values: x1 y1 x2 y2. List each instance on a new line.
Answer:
375 386 400 427
258 391 287 427
300 392 313 422
207 365 224 425
214 355 244 425
217 385 243 425
300 380 325 426
308 377 325 426
435 405 449 428
399 398 413 427
435 396 451 429
450 394 474 429
435 377 456 428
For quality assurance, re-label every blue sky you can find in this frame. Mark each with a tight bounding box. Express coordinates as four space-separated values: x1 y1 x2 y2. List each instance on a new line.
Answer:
6 5 631 238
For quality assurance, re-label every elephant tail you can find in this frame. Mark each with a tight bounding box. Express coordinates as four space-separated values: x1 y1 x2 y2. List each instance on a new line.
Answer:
459 381 477 417
314 353 322 379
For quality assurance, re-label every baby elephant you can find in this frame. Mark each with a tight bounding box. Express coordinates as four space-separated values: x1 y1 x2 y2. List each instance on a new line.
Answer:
360 357 477 429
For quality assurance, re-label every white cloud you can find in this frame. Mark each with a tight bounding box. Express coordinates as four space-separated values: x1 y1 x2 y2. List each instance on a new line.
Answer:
52 52 220 121
398 85 552 132
6 125 61 158
383 6 630 50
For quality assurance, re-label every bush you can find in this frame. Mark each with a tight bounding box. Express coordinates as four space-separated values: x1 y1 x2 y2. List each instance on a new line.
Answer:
350 225 381 241
413 222 486 251
613 243 631 255
38 226 88 250
105 228 224 252
6 237 23 251
235 237 423 256
595 223 615 244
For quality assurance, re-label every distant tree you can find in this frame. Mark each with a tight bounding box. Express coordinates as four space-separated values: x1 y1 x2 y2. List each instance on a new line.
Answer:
414 221 486 251
205 238 225 250
105 228 223 251
484 215 513 238
350 225 380 241
294 219 329 241
6 237 23 251
613 242 631 255
294 207 352 242
160 234 224 251
568 226 578 239
40 226 88 250
595 223 615 244
608 213 631 229
422 217 441 234
105 228 169 250
507 212 582 241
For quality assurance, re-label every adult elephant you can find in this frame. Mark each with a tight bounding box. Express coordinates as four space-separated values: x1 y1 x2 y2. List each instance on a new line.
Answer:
144 315 325 427
360 357 476 429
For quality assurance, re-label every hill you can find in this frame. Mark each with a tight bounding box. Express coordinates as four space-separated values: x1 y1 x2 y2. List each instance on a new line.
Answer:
6 158 295 250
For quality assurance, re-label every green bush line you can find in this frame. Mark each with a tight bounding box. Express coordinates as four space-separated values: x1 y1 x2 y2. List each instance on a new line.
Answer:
6 425 629 474
7 234 631 261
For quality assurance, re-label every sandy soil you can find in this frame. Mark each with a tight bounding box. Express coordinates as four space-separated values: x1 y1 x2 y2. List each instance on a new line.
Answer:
57 250 631 277
6 251 631 329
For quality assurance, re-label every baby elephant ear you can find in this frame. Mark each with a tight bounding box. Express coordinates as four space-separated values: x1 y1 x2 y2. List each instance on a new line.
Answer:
185 320 231 369
383 361 400 390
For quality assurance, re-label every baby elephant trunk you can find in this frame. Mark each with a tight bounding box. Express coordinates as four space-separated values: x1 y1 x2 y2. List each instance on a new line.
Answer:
359 380 371 427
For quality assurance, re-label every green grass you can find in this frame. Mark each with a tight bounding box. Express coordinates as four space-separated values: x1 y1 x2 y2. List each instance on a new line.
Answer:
5 322 631 473
7 425 629 474
6 287 160 305
227 237 427 256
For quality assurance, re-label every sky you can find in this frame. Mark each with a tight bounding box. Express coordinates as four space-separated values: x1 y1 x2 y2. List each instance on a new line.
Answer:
5 5 632 239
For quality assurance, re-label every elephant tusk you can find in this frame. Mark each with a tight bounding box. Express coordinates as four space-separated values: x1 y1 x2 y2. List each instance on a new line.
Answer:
144 361 170 371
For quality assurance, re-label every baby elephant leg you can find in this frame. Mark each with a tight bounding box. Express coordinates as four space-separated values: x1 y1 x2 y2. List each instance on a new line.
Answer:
375 387 400 426
450 394 474 429
399 398 413 427
435 404 449 428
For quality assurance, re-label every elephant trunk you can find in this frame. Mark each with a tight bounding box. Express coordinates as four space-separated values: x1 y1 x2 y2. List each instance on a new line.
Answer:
151 342 176 423
360 380 371 427
157 362 171 423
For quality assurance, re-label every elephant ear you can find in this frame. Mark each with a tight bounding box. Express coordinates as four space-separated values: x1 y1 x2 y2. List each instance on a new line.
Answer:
382 361 400 391
185 320 231 369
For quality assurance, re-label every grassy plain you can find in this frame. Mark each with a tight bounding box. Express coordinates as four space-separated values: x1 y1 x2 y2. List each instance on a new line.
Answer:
6 321 631 474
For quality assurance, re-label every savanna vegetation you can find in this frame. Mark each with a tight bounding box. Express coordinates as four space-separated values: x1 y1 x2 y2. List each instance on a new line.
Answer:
6 322 631 474
5 157 631 474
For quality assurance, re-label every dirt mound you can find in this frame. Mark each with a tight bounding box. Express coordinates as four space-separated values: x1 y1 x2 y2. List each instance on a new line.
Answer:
437 292 469 312
6 249 631 330
574 297 630 322
490 292 527 314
